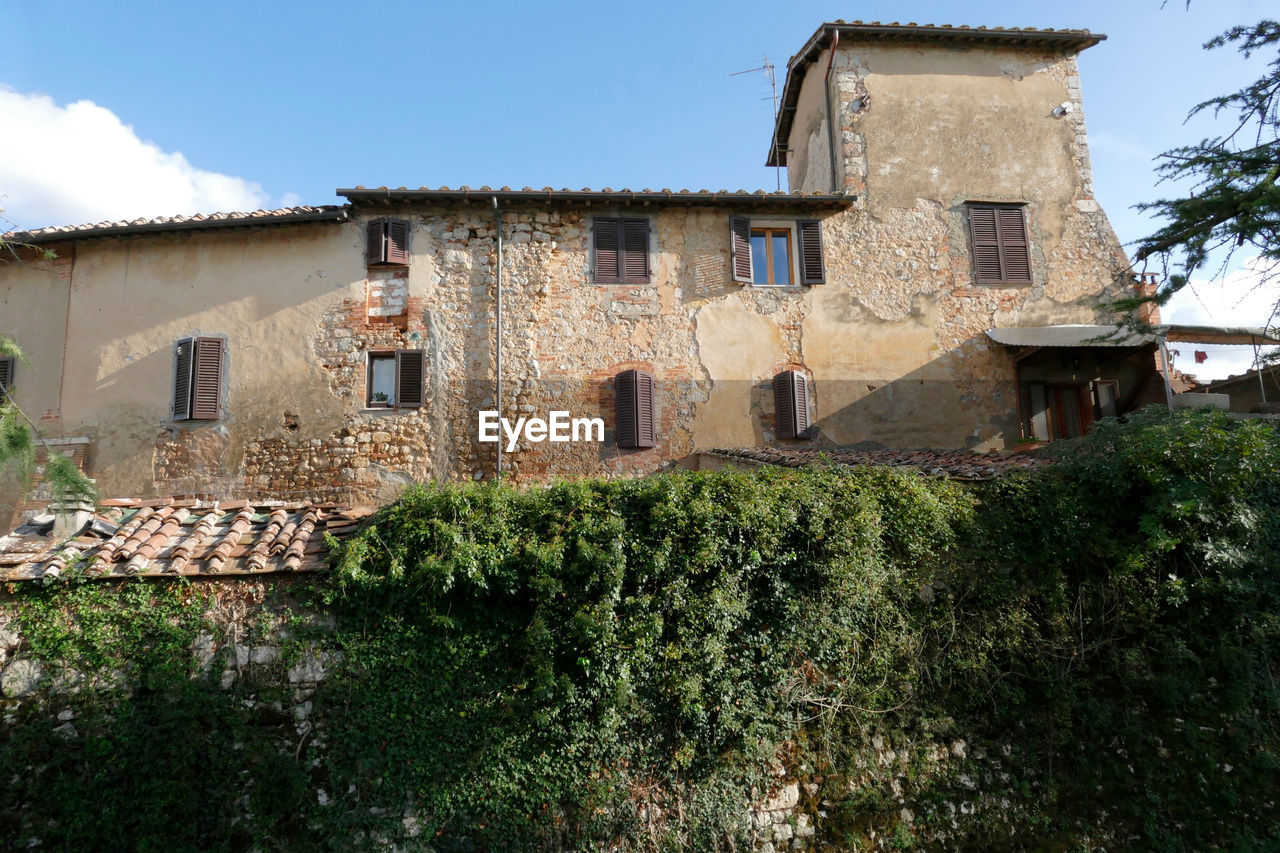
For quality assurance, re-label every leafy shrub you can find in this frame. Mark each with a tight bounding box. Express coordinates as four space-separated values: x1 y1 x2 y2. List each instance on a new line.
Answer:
0 408 1277 850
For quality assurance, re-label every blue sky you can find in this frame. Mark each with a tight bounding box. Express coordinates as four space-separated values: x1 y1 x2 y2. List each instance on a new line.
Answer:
1 0 1275 376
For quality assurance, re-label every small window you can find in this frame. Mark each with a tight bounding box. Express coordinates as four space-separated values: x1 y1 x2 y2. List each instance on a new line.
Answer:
0 355 14 400
173 337 224 421
615 368 656 448
366 218 411 266
730 217 825 286
773 370 811 439
593 217 650 283
968 204 1031 284
751 227 792 285
366 349 425 408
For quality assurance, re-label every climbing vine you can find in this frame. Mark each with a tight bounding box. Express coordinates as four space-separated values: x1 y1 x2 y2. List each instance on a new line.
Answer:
0 407 1276 851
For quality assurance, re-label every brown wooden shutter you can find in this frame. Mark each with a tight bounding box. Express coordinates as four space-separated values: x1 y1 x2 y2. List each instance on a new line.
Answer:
386 218 411 264
620 218 650 283
730 216 752 283
395 349 425 408
971 204 1031 283
190 337 224 420
969 206 1003 283
366 218 386 265
366 218 411 265
773 370 810 439
0 355 13 397
594 218 621 282
615 368 656 449
997 207 1031 282
172 338 194 420
797 219 825 284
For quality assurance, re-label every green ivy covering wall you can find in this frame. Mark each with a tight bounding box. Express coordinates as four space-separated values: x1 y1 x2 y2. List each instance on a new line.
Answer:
0 407 1277 851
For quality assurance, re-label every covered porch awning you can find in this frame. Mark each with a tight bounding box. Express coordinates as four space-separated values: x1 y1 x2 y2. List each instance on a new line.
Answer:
986 324 1280 408
986 324 1280 348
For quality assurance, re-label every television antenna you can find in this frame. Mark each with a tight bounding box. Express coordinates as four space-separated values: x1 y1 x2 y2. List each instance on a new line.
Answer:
731 56 781 191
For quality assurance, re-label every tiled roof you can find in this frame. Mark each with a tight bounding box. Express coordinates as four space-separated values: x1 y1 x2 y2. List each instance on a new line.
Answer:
4 205 349 245
0 499 373 581
338 186 853 207
767 21 1106 167
701 446 1052 481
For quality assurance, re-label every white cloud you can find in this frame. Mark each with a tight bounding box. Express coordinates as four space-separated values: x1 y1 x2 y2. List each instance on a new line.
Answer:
1164 255 1280 381
0 86 272 231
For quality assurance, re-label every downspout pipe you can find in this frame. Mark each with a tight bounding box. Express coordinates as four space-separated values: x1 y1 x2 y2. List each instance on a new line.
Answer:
1157 338 1175 406
823 29 840 193
492 196 503 479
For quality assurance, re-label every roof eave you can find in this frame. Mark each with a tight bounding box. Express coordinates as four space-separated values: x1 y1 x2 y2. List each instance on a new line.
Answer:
337 187 856 208
8 208 351 245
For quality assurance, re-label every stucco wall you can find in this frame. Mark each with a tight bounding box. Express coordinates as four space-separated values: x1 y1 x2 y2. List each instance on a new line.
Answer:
778 40 1135 447
0 247 73 425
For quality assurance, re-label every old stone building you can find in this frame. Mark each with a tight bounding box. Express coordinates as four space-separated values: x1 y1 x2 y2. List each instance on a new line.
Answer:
0 21 1151 515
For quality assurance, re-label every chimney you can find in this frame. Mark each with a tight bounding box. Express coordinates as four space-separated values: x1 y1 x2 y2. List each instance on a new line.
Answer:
1136 273 1161 325
51 499 96 540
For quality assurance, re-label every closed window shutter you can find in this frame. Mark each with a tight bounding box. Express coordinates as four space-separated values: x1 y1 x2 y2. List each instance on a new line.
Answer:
190 337 224 420
970 204 1031 283
594 218 621 282
172 338 194 420
395 349 425 408
635 370 655 447
621 218 650 283
730 216 752 283
773 370 810 439
366 218 387 265
386 218 411 264
997 207 1031 282
797 219 825 284
615 368 656 449
0 355 13 397
969 206 1003 283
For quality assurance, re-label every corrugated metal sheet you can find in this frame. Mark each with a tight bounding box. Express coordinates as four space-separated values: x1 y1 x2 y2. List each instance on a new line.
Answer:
986 324 1280 348
985 325 1154 347
1162 324 1280 346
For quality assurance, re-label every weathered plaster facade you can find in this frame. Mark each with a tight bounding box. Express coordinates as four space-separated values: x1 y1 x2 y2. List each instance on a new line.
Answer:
1 22 1145 514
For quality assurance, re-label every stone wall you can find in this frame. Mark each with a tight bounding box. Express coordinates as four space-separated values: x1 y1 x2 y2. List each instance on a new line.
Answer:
1 38 1141 510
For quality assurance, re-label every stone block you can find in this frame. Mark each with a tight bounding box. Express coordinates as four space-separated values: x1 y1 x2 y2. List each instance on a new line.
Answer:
1 659 42 698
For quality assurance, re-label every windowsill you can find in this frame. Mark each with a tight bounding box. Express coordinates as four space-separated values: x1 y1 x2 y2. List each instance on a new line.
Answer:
749 282 808 291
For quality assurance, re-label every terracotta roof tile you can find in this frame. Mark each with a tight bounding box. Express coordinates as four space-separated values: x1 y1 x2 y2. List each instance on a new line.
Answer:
4 205 349 244
0 499 371 581
338 186 853 206
701 446 1052 481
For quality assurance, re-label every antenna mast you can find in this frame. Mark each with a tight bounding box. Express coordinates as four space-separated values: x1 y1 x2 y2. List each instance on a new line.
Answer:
731 56 781 191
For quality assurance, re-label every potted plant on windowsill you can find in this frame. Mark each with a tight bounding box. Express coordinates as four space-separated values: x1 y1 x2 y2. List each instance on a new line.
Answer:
370 391 390 408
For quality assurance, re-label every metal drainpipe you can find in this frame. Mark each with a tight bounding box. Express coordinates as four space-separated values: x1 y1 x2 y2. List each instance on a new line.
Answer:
492 196 503 479
1157 339 1175 406
823 30 840 193
1254 337 1268 404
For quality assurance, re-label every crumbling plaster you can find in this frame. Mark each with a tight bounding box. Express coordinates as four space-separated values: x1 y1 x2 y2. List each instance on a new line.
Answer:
1 38 1140 507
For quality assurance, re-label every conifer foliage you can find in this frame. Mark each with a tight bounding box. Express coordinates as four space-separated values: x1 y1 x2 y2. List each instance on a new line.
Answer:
1133 20 1280 325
